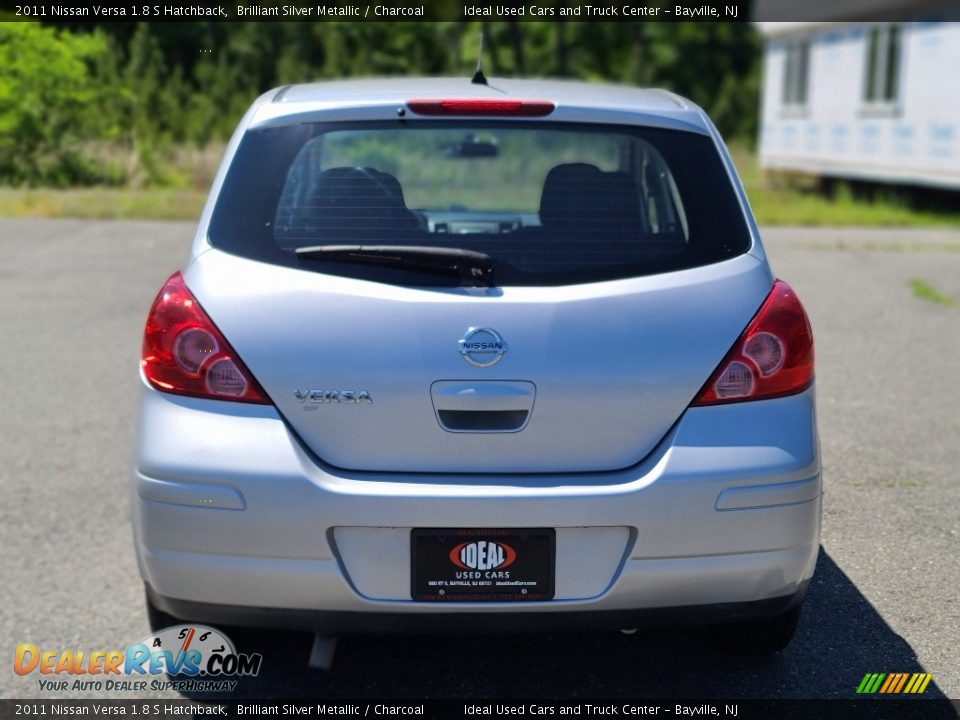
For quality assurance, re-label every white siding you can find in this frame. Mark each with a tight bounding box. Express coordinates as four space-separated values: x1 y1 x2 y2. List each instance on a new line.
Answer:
759 22 960 188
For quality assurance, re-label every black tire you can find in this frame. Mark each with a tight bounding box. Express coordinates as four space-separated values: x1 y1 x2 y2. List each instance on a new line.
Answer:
143 586 262 649
144 587 180 633
729 604 802 654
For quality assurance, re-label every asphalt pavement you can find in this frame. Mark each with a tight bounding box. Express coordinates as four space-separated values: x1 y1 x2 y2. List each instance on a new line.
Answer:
0 219 957 702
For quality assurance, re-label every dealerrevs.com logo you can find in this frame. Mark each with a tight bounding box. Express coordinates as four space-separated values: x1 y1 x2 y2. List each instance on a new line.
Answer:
14 625 262 693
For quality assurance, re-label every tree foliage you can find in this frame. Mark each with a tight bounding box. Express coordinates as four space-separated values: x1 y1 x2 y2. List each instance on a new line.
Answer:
0 23 117 185
0 21 760 187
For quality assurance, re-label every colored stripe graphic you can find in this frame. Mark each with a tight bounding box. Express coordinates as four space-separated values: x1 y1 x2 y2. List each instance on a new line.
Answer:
905 673 933 694
857 672 932 694
856 673 886 694
893 673 910 693
880 673 907 693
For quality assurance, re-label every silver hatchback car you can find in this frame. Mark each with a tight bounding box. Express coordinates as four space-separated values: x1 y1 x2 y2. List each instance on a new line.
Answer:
133 77 819 655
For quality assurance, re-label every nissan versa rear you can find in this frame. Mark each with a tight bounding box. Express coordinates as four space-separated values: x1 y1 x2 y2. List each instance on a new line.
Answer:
133 78 820 653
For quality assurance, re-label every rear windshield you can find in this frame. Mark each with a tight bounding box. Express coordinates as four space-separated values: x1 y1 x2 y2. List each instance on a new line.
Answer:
209 121 752 287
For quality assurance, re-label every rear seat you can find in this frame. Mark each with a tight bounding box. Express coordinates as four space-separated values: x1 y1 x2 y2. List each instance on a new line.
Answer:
279 166 423 243
503 163 686 271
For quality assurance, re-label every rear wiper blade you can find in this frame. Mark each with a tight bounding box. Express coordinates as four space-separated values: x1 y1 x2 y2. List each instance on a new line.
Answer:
294 245 495 286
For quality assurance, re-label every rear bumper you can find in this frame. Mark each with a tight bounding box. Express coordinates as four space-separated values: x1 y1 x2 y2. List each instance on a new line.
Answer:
132 382 821 629
147 580 810 634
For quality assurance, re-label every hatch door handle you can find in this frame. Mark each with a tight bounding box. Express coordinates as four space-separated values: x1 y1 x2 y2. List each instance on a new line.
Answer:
430 381 536 433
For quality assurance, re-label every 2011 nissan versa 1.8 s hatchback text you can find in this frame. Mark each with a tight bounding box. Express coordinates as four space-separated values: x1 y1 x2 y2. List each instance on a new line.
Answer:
133 77 820 656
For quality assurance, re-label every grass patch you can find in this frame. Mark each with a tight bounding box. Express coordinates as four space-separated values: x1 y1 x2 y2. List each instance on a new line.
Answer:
0 188 206 221
909 278 955 307
805 241 960 253
729 144 960 228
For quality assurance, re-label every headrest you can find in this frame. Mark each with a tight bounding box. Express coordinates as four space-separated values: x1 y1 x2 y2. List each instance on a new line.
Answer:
309 167 407 213
539 163 604 228
539 164 642 235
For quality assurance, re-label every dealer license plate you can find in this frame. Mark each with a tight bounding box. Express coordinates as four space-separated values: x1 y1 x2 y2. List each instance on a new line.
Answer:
411 528 555 601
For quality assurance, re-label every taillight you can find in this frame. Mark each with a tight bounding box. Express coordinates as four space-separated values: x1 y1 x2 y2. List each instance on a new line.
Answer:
141 272 269 404
407 99 555 116
693 280 814 406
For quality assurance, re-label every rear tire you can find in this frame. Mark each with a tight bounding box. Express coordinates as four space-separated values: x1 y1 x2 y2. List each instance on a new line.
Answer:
143 585 265 653
728 604 802 654
144 587 180 633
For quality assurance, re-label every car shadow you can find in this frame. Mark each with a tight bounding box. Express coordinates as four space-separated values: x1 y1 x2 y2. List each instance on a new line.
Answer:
177 548 949 701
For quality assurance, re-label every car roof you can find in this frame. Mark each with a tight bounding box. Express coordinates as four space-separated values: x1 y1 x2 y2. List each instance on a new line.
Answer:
249 77 711 134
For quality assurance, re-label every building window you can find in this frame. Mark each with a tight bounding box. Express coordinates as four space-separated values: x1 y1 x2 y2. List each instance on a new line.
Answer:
864 24 902 105
782 39 810 108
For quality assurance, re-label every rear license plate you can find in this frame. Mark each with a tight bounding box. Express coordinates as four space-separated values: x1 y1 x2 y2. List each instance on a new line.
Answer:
411 528 555 601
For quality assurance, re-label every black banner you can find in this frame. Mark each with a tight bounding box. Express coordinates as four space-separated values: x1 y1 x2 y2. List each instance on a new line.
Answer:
0 699 958 720
0 0 754 23
4 0 938 23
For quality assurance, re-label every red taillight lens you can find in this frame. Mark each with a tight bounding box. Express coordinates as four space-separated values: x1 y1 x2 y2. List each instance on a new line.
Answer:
141 272 269 404
693 280 814 406
407 99 555 116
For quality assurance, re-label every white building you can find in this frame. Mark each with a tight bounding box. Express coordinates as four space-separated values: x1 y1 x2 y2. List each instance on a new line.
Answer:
756 5 960 189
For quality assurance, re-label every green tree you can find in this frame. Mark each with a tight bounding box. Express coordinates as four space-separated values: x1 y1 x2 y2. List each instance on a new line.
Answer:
5 20 763 187
0 23 114 185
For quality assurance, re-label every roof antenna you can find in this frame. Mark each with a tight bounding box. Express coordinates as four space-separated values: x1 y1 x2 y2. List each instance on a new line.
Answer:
471 31 488 85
